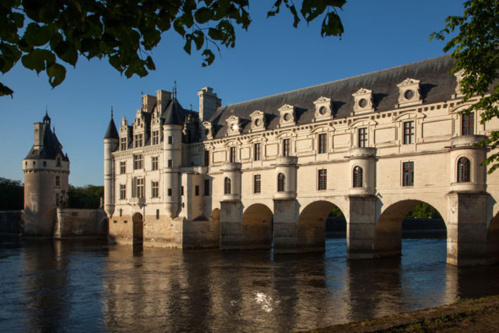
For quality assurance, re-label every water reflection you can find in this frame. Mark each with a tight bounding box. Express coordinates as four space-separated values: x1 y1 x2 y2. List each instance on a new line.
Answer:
1 238 499 332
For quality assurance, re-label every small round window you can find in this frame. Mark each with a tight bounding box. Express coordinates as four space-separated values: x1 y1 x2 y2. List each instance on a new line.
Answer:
283 113 291 121
404 89 414 100
254 118 261 126
319 106 327 115
358 99 367 108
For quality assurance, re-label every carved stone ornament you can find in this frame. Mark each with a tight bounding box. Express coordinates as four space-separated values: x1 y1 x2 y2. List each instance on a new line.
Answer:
226 115 240 136
249 110 265 132
313 96 333 120
396 78 422 107
352 88 374 114
278 104 295 127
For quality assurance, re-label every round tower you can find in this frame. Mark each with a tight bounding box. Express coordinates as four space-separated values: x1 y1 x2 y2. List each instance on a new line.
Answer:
162 98 184 218
23 113 70 236
104 110 119 217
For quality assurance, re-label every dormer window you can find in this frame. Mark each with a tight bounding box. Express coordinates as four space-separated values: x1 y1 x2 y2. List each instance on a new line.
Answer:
249 110 265 132
278 104 295 127
313 97 333 122
352 88 374 114
397 78 422 108
202 121 213 140
226 115 241 136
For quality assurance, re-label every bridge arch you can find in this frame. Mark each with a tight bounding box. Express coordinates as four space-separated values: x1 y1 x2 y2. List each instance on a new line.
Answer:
374 199 446 258
241 203 273 249
132 212 144 245
297 200 346 252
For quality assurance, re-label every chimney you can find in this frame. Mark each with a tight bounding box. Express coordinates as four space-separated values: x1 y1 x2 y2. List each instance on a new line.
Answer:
142 94 157 113
198 87 221 121
34 122 45 149
156 90 172 113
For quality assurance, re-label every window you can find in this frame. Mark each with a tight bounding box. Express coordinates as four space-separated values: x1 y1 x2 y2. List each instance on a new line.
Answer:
56 157 61 167
277 173 285 192
151 181 159 198
152 131 159 145
136 178 144 198
204 179 210 196
254 143 261 161
195 185 200 196
181 186 184 196
120 161 126 174
457 157 471 182
152 156 158 170
462 113 474 135
224 177 231 195
318 133 327 154
168 159 173 168
156 209 160 220
358 128 368 148
168 136 173 144
254 174 261 193
55 176 60 187
403 162 414 186
168 188 172 196
230 147 236 163
318 169 327 190
43 161 47 167
133 154 143 169
134 134 143 147
120 184 126 200
283 139 290 156
353 166 363 188
120 137 127 150
403 121 415 144
204 150 210 166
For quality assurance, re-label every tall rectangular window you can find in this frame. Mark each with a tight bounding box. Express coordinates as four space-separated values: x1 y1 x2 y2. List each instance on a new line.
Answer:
136 178 144 198
120 161 126 174
403 121 415 144
254 143 261 161
462 113 474 135
151 156 158 170
403 162 414 186
168 159 173 168
168 136 173 144
168 188 172 196
133 154 143 169
151 181 159 198
318 133 327 154
134 134 143 147
283 139 290 156
254 174 261 193
152 130 159 145
204 150 210 166
55 176 60 187
195 185 200 196
120 137 127 150
204 179 210 196
230 147 236 163
318 169 327 190
120 184 126 200
358 128 368 148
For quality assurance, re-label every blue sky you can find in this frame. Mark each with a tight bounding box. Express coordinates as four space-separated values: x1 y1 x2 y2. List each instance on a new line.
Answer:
0 1 464 186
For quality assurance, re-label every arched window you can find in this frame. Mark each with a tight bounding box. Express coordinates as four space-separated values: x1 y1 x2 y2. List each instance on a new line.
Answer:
224 177 231 195
277 173 285 192
353 166 363 188
457 157 471 183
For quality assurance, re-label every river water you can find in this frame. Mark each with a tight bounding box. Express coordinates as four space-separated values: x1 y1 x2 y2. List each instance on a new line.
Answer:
1 237 499 332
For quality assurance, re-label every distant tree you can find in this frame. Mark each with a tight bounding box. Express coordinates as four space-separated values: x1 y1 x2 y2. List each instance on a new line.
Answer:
67 185 103 209
329 206 344 217
431 0 499 173
0 177 23 210
406 203 442 219
0 0 345 97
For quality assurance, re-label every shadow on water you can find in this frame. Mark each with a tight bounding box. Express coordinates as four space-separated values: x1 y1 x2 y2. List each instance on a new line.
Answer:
1 238 499 332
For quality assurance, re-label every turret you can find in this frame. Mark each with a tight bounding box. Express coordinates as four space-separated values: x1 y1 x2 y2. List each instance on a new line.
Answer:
23 112 70 236
104 110 119 217
162 98 185 217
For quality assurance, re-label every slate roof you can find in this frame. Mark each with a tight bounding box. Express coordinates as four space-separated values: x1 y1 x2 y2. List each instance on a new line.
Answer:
26 115 68 161
161 98 185 125
208 56 457 139
104 117 119 139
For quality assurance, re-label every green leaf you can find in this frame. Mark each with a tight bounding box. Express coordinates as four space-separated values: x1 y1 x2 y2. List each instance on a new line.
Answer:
194 7 213 24
201 49 215 67
24 23 53 47
0 82 14 97
46 63 66 87
21 49 56 73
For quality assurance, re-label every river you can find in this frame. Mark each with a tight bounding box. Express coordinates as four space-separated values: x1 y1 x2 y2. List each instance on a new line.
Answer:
1 237 499 332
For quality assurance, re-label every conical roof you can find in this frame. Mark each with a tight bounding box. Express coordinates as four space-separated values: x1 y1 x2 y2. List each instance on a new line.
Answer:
104 117 119 139
161 98 185 125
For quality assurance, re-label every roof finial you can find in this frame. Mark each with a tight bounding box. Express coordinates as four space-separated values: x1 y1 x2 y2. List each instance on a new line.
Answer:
53 126 56 134
111 106 114 119
173 81 177 99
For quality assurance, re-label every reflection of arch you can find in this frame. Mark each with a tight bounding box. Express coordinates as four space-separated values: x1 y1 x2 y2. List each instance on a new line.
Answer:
487 213 499 262
375 200 446 258
241 204 273 249
298 201 345 250
132 213 144 245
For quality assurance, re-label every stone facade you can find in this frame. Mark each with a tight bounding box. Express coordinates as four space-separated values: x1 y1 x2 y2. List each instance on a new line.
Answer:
105 56 499 265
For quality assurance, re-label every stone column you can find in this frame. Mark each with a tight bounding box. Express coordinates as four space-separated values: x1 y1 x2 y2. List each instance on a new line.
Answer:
273 198 299 253
347 195 377 259
220 162 242 249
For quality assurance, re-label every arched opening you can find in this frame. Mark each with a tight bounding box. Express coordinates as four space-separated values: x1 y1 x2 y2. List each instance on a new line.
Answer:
241 204 273 249
375 200 446 261
353 166 363 188
99 218 109 238
298 201 346 252
132 213 144 246
277 173 285 192
457 157 471 182
487 213 499 263
224 177 231 195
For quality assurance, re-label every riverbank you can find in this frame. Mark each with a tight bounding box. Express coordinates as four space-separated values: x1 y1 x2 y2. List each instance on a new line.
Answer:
305 295 499 332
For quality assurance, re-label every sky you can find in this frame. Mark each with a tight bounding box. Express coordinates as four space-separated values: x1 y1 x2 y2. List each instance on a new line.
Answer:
0 1 465 186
